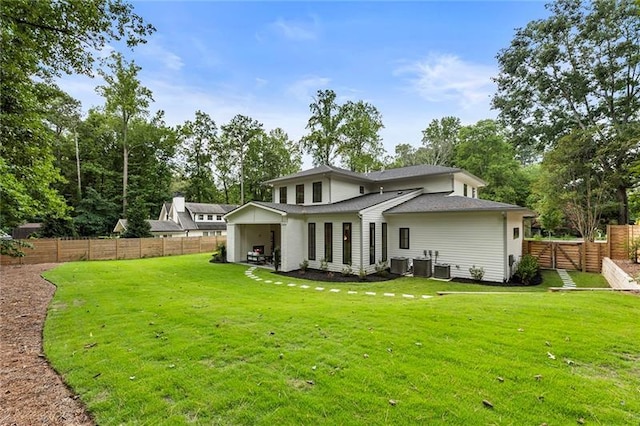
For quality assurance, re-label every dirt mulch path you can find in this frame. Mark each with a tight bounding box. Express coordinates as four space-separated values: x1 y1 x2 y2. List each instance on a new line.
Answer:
0 263 93 426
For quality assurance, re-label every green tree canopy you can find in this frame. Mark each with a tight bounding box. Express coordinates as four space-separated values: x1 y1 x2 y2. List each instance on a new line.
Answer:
493 0 640 224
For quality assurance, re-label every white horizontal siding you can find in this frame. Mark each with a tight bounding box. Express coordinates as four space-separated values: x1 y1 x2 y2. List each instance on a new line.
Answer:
386 211 508 282
304 213 361 273
377 175 453 194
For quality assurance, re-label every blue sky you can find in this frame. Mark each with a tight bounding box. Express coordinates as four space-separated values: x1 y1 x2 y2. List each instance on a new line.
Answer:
58 1 550 162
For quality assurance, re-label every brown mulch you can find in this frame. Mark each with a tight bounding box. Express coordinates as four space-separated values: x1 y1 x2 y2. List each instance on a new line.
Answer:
612 259 640 280
0 263 94 426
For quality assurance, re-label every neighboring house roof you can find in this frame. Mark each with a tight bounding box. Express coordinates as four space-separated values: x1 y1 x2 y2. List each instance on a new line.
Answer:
116 219 184 233
185 202 237 214
243 190 420 215
195 222 227 231
384 193 535 215
177 212 198 230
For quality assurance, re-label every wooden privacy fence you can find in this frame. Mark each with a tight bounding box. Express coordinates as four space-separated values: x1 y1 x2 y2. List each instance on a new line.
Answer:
0 236 226 266
522 225 640 273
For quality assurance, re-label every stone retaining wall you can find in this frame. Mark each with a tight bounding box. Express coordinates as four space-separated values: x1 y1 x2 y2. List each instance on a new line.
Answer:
601 257 640 290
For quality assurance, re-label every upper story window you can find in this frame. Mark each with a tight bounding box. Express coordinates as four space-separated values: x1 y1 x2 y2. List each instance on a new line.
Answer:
197 214 204 221
216 215 222 221
207 214 213 220
463 184 468 197
296 184 304 204
279 186 287 204
359 186 365 194
472 187 477 198
313 182 322 203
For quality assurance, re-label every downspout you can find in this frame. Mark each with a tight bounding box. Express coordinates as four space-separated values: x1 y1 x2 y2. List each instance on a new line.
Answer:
358 213 364 274
502 211 508 282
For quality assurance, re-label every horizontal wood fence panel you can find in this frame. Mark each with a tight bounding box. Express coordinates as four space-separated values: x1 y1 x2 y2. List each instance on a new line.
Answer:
1 236 226 265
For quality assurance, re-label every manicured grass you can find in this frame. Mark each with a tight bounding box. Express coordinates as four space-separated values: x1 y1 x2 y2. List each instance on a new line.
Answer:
44 254 639 425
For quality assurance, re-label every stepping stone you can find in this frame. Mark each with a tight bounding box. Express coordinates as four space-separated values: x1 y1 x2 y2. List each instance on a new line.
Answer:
300 285 309 289
274 282 282 285
365 292 376 296
315 287 324 291
421 295 433 299
329 289 340 293
347 291 357 294
384 293 395 297
287 283 296 287
265 280 272 283
402 294 415 298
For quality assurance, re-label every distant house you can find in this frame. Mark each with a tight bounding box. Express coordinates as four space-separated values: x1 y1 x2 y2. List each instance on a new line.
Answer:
224 164 534 282
12 223 42 239
113 196 237 238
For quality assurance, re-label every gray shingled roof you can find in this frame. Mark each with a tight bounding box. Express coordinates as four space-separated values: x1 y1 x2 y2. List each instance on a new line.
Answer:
264 164 367 185
384 193 534 215
177 211 197 230
185 202 238 214
251 190 419 215
262 164 480 186
118 219 183 233
196 222 228 231
366 164 460 182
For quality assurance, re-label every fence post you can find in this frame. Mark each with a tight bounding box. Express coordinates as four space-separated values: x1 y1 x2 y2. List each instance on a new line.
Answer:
181 237 184 255
199 236 202 253
139 238 143 259
581 242 586 272
116 239 119 260
56 239 60 263
162 237 166 256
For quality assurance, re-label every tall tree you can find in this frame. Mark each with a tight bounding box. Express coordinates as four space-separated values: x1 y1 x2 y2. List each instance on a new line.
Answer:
453 120 531 206
538 128 613 241
177 111 218 203
386 143 429 169
493 0 640 224
220 115 264 204
300 89 345 166
420 116 461 167
97 52 153 215
122 197 152 238
0 0 153 230
339 100 385 172
245 128 302 201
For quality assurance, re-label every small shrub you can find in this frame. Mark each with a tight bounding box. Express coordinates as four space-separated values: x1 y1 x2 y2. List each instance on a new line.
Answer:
320 258 328 272
628 237 640 263
358 268 366 281
375 260 389 277
469 265 485 281
341 263 352 276
514 254 539 285
299 259 309 272
273 247 281 271
218 244 227 262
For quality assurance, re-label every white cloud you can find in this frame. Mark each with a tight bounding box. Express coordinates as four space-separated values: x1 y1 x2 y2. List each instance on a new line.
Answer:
137 39 184 72
286 76 331 102
395 53 496 108
271 16 319 41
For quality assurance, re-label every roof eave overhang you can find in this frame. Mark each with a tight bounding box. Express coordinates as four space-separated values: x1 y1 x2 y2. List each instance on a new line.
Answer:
224 202 289 219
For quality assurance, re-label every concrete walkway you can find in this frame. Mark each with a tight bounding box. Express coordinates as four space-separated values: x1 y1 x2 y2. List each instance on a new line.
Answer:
557 269 577 288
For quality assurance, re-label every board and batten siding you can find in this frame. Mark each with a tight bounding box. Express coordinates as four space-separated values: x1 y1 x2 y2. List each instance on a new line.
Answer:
386 211 508 282
281 216 305 272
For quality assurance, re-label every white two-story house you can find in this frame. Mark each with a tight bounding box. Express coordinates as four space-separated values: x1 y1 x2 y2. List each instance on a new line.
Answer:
114 196 237 237
224 164 533 282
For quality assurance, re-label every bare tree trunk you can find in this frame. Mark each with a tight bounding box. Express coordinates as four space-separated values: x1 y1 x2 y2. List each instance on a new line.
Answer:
616 185 628 225
122 122 128 216
74 129 81 199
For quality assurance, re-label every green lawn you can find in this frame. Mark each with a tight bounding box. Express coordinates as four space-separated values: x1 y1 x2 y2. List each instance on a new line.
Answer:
43 254 639 425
